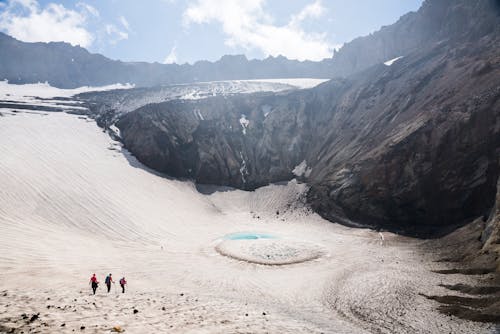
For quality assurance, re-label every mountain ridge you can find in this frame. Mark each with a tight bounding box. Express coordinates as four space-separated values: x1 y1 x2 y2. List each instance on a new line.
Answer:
0 30 334 88
4 0 491 88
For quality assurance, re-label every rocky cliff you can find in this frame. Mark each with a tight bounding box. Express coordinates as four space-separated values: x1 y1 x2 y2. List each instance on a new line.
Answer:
116 92 307 189
307 39 500 236
86 0 500 237
328 0 500 76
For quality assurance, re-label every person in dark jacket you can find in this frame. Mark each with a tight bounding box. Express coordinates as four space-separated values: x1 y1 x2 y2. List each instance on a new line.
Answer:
105 273 114 293
89 273 99 295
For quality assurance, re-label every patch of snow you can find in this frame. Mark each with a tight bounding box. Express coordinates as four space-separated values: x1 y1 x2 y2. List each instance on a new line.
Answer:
180 90 200 100
384 56 404 66
239 114 250 135
0 80 134 99
237 78 329 89
239 151 249 183
196 109 204 120
378 232 385 246
109 124 121 138
292 160 312 178
262 104 272 118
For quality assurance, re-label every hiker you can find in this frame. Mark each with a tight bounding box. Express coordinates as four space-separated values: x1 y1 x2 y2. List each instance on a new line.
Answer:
119 277 127 293
89 273 99 295
105 273 114 293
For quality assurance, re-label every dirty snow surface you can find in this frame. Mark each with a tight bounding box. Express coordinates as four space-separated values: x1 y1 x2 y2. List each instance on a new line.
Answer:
0 80 134 99
0 81 133 114
0 111 494 333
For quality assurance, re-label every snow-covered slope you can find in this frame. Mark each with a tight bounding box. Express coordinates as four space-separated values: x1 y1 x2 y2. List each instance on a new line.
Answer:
0 81 133 114
0 111 491 333
82 78 329 118
0 80 134 99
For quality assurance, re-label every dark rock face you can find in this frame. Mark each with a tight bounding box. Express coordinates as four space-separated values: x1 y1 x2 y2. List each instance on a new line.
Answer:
117 92 309 189
307 48 500 235
329 0 500 77
89 0 500 237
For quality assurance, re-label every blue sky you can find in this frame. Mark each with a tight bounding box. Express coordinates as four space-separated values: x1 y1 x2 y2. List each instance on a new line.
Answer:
0 0 424 64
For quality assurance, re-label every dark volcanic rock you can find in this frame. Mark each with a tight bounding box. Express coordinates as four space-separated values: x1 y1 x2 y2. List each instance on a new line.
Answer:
117 92 308 189
307 41 500 236
329 0 500 77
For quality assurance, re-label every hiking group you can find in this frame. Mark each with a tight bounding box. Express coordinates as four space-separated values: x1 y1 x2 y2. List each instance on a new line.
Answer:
89 273 127 295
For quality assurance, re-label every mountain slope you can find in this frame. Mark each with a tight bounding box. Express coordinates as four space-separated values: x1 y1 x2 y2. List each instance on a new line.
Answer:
0 32 333 88
307 38 500 235
328 0 500 76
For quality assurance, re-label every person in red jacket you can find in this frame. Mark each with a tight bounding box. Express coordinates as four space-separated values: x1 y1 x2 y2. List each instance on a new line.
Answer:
89 273 99 295
119 277 127 293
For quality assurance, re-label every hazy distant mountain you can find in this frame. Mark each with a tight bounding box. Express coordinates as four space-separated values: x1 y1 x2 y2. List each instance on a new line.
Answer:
0 32 334 88
2 0 498 88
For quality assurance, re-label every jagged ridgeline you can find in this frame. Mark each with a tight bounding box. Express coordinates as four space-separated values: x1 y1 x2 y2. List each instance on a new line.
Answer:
2 0 497 89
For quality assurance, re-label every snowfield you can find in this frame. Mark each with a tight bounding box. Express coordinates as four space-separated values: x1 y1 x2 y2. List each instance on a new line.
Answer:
220 78 329 89
78 78 329 119
0 111 494 333
0 80 134 100
0 81 133 114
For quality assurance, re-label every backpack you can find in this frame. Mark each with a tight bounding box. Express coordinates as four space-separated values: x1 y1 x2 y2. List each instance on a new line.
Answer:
105 276 110 284
120 278 125 285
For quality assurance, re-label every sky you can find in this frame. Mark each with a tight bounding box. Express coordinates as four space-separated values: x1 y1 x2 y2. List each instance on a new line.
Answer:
0 0 424 64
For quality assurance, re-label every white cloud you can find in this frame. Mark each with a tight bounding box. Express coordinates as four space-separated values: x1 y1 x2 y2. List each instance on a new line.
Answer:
119 15 130 31
183 0 333 61
103 15 129 45
289 0 325 28
163 45 178 64
76 2 99 18
105 24 128 45
0 0 94 47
